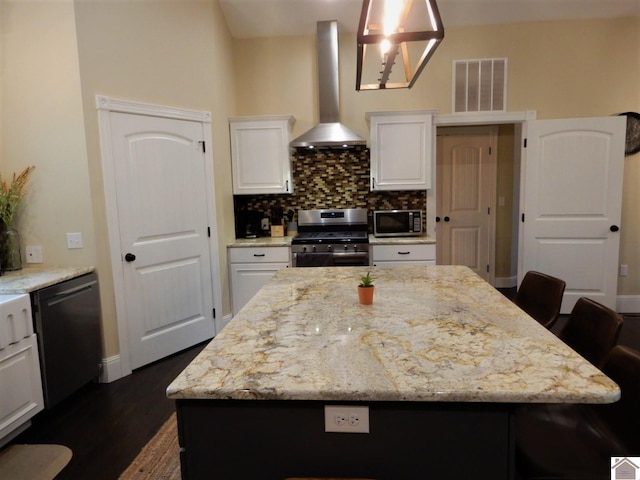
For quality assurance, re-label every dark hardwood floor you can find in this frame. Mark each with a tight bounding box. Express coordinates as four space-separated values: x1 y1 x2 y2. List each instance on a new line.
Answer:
5 342 207 480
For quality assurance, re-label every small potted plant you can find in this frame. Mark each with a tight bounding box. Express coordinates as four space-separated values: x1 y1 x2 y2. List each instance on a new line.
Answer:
358 271 375 305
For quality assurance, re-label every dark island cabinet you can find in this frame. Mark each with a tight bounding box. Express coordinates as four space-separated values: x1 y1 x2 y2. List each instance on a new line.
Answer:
176 399 514 480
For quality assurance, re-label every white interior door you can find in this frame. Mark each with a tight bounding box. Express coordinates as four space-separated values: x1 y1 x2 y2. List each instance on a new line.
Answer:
108 111 216 370
436 127 497 283
520 116 625 313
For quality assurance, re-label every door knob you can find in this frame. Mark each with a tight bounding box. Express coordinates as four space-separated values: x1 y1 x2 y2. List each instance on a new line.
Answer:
444 216 450 222
124 253 136 262
610 225 620 232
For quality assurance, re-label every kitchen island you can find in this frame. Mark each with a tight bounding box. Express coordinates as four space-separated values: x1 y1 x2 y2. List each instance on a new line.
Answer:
167 266 619 480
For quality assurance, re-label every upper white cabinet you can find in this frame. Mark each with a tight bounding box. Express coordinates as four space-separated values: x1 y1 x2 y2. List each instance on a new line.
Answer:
230 115 295 194
367 110 434 191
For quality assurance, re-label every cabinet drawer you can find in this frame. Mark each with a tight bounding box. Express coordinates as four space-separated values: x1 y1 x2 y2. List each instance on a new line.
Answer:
372 244 436 262
229 247 290 264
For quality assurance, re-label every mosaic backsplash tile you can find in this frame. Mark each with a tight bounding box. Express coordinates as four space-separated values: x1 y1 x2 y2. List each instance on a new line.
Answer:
233 146 427 234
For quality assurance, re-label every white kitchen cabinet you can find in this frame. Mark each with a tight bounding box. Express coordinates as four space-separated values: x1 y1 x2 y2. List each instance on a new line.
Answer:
0 294 44 446
229 246 290 315
230 115 295 195
367 110 434 191
372 243 436 266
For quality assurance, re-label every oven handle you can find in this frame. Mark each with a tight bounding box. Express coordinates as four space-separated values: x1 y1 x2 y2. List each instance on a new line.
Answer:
293 252 369 259
292 251 370 267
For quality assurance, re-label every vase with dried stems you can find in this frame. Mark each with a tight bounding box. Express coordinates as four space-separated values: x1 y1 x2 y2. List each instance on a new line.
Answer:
0 166 35 272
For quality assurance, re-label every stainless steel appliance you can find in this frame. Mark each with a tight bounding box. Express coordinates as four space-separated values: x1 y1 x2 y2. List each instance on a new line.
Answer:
31 272 103 408
291 208 370 267
373 209 423 237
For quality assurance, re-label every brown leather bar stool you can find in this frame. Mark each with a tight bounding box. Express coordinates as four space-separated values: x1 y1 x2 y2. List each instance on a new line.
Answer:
558 297 623 368
515 345 640 478
513 271 566 329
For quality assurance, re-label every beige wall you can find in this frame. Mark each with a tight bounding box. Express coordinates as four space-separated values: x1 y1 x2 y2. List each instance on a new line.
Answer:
73 0 236 357
1 6 638 362
235 17 640 297
1 0 95 267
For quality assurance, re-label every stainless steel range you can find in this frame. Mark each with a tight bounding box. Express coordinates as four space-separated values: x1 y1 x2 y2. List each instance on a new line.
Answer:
291 209 371 267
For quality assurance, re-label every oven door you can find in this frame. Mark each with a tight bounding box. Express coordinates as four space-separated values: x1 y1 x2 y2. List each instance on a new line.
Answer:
292 251 370 267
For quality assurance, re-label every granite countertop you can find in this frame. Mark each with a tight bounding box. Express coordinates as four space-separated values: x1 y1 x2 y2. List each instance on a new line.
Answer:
0 266 95 293
368 234 435 245
228 237 293 247
227 235 435 248
167 265 619 404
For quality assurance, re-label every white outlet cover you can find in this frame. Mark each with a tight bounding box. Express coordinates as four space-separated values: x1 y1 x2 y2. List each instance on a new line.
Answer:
324 405 369 433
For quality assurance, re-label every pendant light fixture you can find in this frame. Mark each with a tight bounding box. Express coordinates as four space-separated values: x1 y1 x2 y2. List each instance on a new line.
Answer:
356 0 444 90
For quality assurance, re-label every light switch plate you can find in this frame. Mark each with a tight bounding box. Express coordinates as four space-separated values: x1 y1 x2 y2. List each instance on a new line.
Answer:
66 232 83 249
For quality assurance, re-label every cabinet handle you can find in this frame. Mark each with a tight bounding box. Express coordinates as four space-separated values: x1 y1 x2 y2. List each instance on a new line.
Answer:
398 251 411 255
286 180 289 192
253 253 266 257
372 177 376 190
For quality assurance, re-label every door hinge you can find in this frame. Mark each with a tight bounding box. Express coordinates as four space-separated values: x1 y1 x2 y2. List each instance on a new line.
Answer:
207 226 211 237
521 213 525 222
488 207 491 215
524 138 528 148
212 308 216 319
489 146 492 155
199 141 206 153
487 265 490 273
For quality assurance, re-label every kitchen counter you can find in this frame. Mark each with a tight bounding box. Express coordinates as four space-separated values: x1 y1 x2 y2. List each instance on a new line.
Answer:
227 234 435 248
168 265 616 404
368 234 435 245
227 236 292 247
169 265 618 480
167 265 618 479
0 266 95 293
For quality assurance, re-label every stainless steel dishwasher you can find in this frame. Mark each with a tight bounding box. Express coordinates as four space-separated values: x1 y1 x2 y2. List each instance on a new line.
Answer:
31 272 103 408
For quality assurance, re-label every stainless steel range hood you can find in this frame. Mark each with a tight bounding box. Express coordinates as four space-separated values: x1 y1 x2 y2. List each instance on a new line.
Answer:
290 21 366 149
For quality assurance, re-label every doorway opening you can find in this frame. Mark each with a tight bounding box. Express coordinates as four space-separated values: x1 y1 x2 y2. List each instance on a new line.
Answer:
434 118 524 289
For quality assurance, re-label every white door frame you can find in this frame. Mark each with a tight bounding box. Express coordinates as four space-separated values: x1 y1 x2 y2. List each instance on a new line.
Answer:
96 95 222 380
431 111 536 263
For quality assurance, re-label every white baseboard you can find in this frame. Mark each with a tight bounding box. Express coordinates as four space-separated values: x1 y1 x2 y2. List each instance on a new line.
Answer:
617 295 640 314
100 354 123 383
494 276 517 289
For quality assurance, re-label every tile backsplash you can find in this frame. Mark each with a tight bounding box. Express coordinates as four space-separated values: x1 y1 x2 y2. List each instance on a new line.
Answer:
233 146 427 234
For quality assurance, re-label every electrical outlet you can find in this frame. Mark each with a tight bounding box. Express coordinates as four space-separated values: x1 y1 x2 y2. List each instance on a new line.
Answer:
25 246 43 263
66 232 83 249
324 405 369 433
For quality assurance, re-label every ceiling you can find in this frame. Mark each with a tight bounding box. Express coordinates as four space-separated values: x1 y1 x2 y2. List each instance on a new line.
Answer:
219 0 640 38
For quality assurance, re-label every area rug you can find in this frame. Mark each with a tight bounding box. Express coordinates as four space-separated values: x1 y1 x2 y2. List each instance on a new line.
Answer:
0 443 72 480
119 414 181 480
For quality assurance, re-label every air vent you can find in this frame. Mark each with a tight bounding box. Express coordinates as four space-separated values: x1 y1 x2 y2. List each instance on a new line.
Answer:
453 58 507 113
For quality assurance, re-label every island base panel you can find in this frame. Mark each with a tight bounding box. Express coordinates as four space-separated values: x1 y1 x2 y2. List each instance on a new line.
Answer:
176 400 514 480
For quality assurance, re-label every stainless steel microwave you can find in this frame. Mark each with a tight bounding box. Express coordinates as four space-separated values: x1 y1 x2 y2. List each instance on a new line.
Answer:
373 210 423 237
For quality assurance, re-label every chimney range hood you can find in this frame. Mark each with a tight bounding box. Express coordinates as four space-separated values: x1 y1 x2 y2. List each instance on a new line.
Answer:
290 21 366 149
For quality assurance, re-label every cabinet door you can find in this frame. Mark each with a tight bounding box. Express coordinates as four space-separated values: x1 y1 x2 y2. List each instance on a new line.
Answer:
230 263 289 315
369 112 433 191
230 116 294 194
0 335 44 442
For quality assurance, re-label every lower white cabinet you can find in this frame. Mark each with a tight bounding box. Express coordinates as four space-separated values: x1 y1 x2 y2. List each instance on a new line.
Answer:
372 243 436 266
229 247 290 315
0 294 44 446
